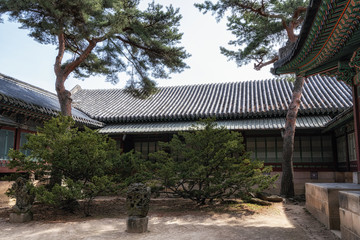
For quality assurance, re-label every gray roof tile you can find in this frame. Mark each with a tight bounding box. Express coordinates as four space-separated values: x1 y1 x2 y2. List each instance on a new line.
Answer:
99 116 332 134
0 74 104 127
73 76 352 123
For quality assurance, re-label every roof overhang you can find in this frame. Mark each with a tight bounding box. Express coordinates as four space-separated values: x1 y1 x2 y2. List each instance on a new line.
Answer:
322 107 354 133
273 0 360 82
0 115 18 127
99 116 332 134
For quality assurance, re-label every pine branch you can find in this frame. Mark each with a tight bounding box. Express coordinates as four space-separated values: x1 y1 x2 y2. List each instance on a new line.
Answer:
63 38 104 77
116 35 163 56
254 56 279 71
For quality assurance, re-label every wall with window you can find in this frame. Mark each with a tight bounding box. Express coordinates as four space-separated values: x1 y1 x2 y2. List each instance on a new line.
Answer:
134 141 159 159
0 128 15 161
0 127 34 173
246 134 334 170
121 134 171 159
335 122 357 171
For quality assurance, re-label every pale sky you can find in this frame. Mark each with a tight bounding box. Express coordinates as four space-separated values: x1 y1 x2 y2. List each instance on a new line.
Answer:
0 1 274 94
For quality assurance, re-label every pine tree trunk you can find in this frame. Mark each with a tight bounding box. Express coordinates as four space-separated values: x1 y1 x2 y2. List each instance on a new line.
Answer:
55 74 72 116
52 73 71 187
280 76 305 198
54 32 72 117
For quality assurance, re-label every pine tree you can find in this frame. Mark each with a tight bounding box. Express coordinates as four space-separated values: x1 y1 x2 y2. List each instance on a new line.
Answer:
196 0 309 197
0 0 189 115
150 119 277 205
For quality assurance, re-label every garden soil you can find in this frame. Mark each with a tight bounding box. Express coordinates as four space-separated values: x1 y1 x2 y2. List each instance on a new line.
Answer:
0 197 339 240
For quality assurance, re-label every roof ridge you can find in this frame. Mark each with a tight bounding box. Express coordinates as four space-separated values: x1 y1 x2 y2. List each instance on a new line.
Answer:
0 73 57 99
76 78 288 92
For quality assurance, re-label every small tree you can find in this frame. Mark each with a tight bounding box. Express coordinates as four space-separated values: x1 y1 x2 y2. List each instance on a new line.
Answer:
150 119 277 205
8 116 118 215
111 150 153 188
0 0 189 116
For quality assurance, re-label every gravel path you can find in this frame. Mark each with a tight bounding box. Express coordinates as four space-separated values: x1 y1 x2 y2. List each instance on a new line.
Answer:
0 202 339 240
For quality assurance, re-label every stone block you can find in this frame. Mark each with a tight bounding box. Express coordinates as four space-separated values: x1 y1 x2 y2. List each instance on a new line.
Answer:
339 208 352 230
353 172 360 184
345 172 353 183
341 226 360 240
9 212 32 223
305 183 360 230
126 216 148 233
340 191 360 213
352 212 360 237
318 172 335 179
335 172 346 182
340 191 360 239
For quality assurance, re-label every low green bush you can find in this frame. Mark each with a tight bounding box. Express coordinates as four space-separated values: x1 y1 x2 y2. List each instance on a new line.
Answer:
8 116 118 215
150 119 278 205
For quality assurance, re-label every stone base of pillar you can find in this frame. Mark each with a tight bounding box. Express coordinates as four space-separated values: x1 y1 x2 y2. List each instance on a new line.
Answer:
353 172 360 184
9 212 33 223
126 216 148 233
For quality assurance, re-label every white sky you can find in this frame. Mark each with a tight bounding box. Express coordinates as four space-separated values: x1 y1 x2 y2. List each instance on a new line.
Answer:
0 0 274 94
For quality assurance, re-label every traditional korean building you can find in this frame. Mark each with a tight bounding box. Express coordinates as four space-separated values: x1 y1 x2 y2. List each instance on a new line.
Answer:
0 73 103 174
272 0 360 183
0 70 356 193
71 74 354 193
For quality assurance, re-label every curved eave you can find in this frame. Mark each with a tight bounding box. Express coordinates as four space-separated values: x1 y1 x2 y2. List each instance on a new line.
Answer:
99 116 332 134
274 0 360 76
273 0 322 73
0 93 104 128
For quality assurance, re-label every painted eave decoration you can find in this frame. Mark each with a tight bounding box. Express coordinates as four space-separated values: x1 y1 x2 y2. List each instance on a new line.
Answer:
273 0 360 85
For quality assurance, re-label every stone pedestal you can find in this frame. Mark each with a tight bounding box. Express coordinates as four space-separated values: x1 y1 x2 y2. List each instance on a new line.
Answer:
305 183 360 230
127 216 148 233
9 212 33 223
339 191 360 240
126 183 150 233
353 172 360 184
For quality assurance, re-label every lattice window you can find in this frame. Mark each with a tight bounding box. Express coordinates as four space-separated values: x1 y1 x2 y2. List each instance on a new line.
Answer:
0 129 15 160
134 141 159 159
247 135 332 163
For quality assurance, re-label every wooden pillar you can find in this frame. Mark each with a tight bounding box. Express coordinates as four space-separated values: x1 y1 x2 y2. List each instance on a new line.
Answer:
353 83 360 173
347 49 360 182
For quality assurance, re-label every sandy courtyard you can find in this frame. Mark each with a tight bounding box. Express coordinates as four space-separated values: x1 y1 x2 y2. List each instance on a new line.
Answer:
0 197 339 240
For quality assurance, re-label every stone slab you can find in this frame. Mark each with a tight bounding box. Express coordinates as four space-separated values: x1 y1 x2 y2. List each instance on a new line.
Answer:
305 183 360 230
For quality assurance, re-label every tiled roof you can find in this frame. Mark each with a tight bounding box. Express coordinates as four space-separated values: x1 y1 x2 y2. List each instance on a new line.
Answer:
73 75 352 123
0 74 104 128
99 116 332 134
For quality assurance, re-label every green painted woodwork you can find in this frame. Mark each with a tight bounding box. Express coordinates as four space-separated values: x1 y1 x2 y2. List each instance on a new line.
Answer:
275 0 360 85
350 47 360 69
337 61 356 85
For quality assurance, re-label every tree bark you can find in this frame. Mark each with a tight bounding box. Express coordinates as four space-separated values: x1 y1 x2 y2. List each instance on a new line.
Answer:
53 33 98 116
56 74 72 116
280 76 305 198
54 32 72 116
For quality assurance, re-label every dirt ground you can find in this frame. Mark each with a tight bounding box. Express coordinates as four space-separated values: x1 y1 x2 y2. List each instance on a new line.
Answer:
0 197 339 240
